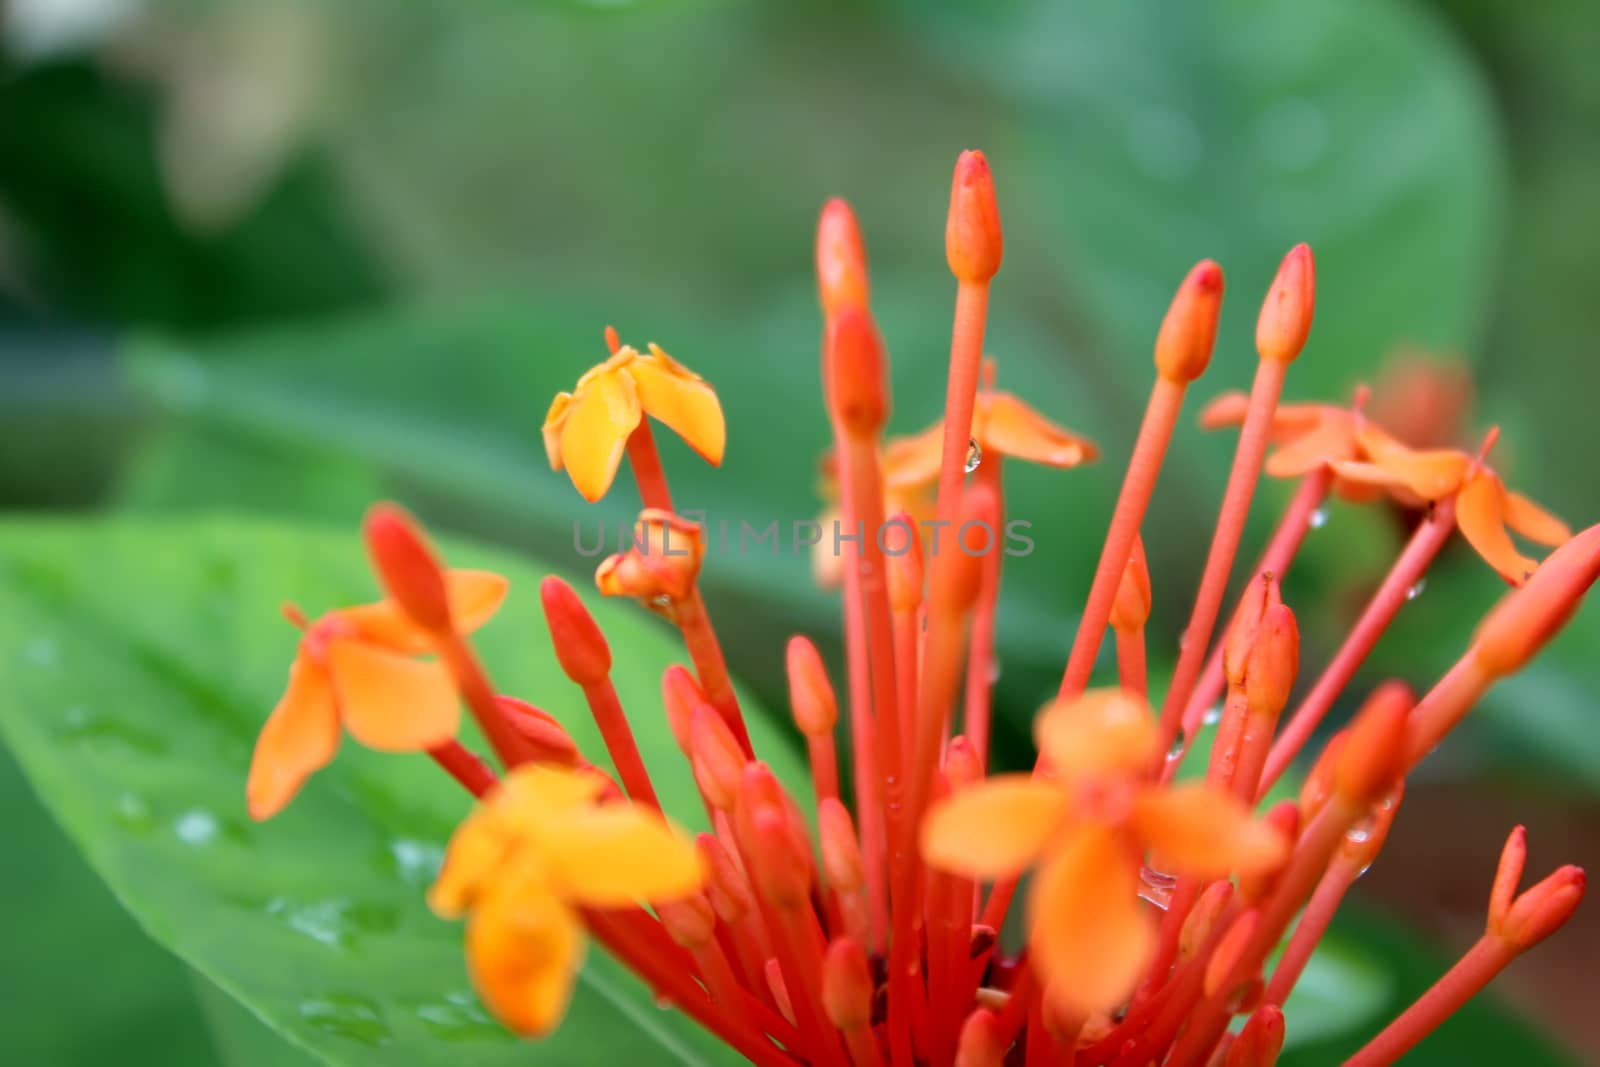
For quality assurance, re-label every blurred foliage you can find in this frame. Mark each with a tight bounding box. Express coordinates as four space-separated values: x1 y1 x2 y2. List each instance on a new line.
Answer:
0 0 1595 1061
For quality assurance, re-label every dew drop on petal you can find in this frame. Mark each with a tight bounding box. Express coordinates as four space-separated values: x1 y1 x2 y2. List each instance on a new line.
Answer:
1308 506 1330 530
1201 704 1223 727
965 437 982 473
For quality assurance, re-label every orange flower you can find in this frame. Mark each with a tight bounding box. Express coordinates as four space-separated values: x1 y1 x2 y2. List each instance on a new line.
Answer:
543 344 726 503
1200 391 1378 499
429 765 705 1036
595 509 706 614
245 570 507 820
1332 426 1570 583
921 690 1287 1016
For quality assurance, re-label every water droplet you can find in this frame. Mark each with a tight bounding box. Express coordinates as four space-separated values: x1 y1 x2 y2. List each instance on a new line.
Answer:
1405 578 1427 601
1201 705 1223 727
175 809 219 847
387 838 444 886
1308 506 1330 530
57 705 167 756
964 437 982 473
411 992 508 1043
1138 866 1177 910
267 897 399 949
1166 729 1187 760
650 594 673 609
114 792 155 835
299 994 391 1046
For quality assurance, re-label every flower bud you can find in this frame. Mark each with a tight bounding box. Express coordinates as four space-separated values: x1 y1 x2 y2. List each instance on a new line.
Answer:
786 635 838 737
946 150 1002 283
817 198 870 318
1154 260 1225 383
733 763 813 909
1488 825 1528 927
1239 801 1300 904
1109 536 1152 633
661 664 705 755
821 938 874 1031
945 735 984 791
929 483 998 616
595 510 705 606
1500 865 1586 950
1244 602 1298 719
824 306 890 437
818 797 865 891
1339 785 1402 872
1223 574 1278 688
697 833 753 924
1204 910 1260 1000
886 512 925 613
1473 523 1600 678
689 706 746 810
1334 681 1413 808
955 1008 1007 1067
1255 244 1315 364
363 503 453 633
657 893 717 949
1181 880 1234 961
540 576 612 686
765 959 795 1024
1298 731 1343 823
1225 1005 1285 1067
495 697 581 767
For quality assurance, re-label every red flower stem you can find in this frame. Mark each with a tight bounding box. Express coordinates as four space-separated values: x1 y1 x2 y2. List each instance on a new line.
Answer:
892 606 920 773
579 677 662 811
437 635 538 769
990 960 1034 1052
765 901 847 1067
931 280 991 535
1344 936 1514 1067
626 419 674 512
676 588 755 758
426 740 498 797
1176 467 1332 750
925 863 963 1066
1258 495 1456 796
1115 625 1147 697
839 579 890 953
1156 357 1288 757
963 457 1005 767
1403 654 1493 771
841 1023 886 1067
807 733 841 808
1262 857 1359 1007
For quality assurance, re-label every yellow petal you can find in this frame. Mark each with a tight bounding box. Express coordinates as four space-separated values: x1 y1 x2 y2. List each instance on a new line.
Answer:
338 569 507 653
559 369 642 502
326 639 460 752
538 805 705 907
430 808 514 918
882 424 944 490
1028 826 1154 1016
1129 783 1288 880
500 764 610 816
921 775 1068 880
628 345 726 466
467 878 586 1038
1035 689 1159 783
978 392 1099 468
1504 491 1571 547
542 392 573 470
246 653 340 820
1457 472 1538 585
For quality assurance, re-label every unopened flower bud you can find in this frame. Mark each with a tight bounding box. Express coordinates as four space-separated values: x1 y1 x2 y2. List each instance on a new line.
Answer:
1154 260 1225 382
817 198 870 318
786 635 837 737
1334 681 1413 808
1299 731 1344 823
595 510 705 606
364 503 453 633
825 307 890 437
1110 536 1152 633
929 484 998 616
818 797 865 891
495 697 581 767
733 763 813 909
1500 865 1585 950
1181 880 1234 961
821 938 874 1031
689 707 746 810
1244 602 1298 718
1239 801 1300 904
765 960 795 1025
1256 244 1316 364
661 664 705 755
1474 523 1600 678
1339 785 1402 872
540 576 612 686
945 735 984 791
946 150 1002 284
1223 574 1278 688
1488 825 1528 926
656 893 717 949
1225 1005 1285 1067
697 834 753 924
955 1008 1007 1067
1205 910 1260 1000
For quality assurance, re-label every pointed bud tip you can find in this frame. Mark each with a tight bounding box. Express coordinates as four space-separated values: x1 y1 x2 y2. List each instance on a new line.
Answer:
824 306 890 436
363 503 453 633
946 150 1003 283
495 697 582 767
821 938 874 1030
1335 681 1413 807
539 576 612 686
1256 243 1316 364
816 198 870 318
1155 259 1226 382
1475 523 1600 678
786 635 838 736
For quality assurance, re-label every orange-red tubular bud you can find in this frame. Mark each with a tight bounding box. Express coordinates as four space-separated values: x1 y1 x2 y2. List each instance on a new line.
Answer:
697 833 754 924
1255 244 1315 364
930 484 998 616
595 510 706 605
818 797 865 891
734 763 813 909
657 893 717 949
1109 536 1152 633
1244 602 1299 718
821 938 874 1031
1298 731 1344 822
946 150 1002 283
954 1008 1007 1067
1340 785 1402 872
363 503 453 633
689 706 746 810
661 664 705 755
825 307 890 437
1225 1005 1286 1067
1239 801 1300 903
1154 260 1225 382
1334 681 1413 808
1474 523 1600 678
1181 880 1235 961
945 735 983 791
766 960 795 1024
1223 574 1279 688
1488 826 1528 927
786 635 838 737
495 697 581 767
886 513 925 612
817 198 870 318
1500 866 1585 950
1206 910 1261 999
540 576 612 685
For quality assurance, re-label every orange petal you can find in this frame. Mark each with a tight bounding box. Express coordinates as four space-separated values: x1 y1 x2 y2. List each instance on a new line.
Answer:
1263 420 1354 478
628 345 726 466
559 369 641 502
538 806 705 907
246 653 340 820
326 638 460 752
1035 689 1159 783
920 775 1069 880
447 569 510 634
430 807 514 918
1198 391 1250 430
1129 783 1289 880
1458 472 1538 584
1504 491 1571 547
1354 421 1414 464
466 876 586 1037
978 392 1099 468
502 763 611 815
541 392 573 470
338 569 506 653
882 424 944 490
1028 826 1154 1016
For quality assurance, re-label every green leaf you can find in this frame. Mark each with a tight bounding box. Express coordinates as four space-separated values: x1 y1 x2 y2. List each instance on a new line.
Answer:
0 515 806 1065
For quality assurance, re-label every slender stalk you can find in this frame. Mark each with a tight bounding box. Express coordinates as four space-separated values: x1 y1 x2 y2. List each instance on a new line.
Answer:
1263 858 1359 1007
931 280 991 533
426 740 498 797
1404 655 1493 771
580 677 662 811
1344 937 1512 1067
676 589 754 758
1115 625 1147 697
963 457 1005 767
438 635 537 769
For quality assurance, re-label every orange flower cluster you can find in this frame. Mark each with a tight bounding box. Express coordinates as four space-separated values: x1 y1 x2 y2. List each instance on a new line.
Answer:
248 151 1596 1066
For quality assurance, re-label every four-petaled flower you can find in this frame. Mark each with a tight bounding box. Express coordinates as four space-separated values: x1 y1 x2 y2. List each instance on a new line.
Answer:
1201 391 1380 500
429 765 705 1036
595 509 706 615
543 344 726 503
246 570 507 820
922 689 1287 1016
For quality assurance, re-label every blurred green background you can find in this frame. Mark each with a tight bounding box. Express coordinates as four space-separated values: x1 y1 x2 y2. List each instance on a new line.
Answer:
2 0 1597 1063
